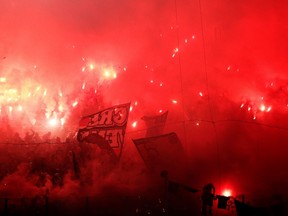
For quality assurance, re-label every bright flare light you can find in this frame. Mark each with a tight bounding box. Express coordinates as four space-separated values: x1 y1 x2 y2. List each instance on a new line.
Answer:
89 64 94 70
102 68 117 80
259 104 272 112
58 105 64 112
222 190 232 197
0 77 6 83
260 104 266 112
48 118 59 127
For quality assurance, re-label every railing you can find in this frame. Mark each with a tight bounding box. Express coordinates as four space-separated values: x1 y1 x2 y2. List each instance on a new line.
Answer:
0 196 167 216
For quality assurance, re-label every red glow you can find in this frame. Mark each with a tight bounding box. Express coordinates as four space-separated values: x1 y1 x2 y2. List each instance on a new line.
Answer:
0 1 288 212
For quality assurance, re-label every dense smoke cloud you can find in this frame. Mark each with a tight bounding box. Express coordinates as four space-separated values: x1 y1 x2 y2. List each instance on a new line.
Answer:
0 0 288 212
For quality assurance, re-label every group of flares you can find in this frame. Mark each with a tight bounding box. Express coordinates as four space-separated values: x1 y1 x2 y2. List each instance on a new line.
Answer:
0 58 120 137
0 31 285 140
1 22 285 199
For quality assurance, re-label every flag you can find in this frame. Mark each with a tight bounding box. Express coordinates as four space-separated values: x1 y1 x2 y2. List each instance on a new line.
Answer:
132 132 187 174
141 111 168 137
161 170 198 194
77 103 130 159
181 184 199 193
167 181 198 194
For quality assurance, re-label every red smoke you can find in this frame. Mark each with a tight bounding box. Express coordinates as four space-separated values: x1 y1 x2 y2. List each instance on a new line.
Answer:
0 0 288 212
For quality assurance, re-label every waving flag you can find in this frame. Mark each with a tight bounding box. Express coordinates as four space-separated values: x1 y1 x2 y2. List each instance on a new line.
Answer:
77 103 130 158
133 132 187 174
141 111 168 137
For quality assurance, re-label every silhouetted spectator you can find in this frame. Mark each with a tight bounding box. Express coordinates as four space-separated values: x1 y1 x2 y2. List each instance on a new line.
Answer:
52 171 63 187
24 129 35 143
12 132 25 144
42 131 51 143
201 182 215 216
33 132 42 143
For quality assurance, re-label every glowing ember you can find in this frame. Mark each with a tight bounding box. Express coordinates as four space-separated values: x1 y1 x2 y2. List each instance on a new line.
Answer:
172 47 179 58
132 121 137 128
266 106 272 112
260 104 266 112
72 101 78 107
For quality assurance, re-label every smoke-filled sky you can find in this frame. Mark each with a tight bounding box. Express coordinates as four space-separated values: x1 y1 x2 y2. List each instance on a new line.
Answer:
1 0 288 205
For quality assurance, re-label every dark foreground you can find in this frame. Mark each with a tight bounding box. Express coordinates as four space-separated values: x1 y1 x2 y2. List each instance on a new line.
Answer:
1 194 287 216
